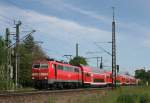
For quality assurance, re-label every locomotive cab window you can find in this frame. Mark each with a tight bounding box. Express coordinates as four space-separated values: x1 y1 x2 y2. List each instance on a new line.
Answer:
33 63 48 69
40 64 48 68
33 64 40 68
52 64 55 69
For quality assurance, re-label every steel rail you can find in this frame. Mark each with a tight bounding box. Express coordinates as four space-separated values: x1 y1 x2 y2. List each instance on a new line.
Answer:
0 87 111 97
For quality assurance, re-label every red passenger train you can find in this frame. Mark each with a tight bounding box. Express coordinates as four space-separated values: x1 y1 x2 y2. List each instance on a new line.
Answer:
32 59 137 89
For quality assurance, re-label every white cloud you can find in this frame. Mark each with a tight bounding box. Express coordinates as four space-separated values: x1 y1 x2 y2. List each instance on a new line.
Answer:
34 0 111 24
142 40 150 48
62 3 111 23
23 8 111 41
0 3 111 57
1 1 150 72
35 0 150 39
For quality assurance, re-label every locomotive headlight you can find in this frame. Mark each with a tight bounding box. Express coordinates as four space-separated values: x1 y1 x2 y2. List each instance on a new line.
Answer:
41 73 48 76
44 77 48 79
32 73 38 76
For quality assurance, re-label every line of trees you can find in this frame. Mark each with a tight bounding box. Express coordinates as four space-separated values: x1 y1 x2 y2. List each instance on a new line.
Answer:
135 69 150 85
19 35 47 87
0 34 47 90
69 56 88 66
0 36 8 90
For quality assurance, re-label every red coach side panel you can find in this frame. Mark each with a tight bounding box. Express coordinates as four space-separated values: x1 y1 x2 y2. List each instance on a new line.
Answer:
80 66 92 85
91 73 106 86
105 71 112 85
48 61 82 83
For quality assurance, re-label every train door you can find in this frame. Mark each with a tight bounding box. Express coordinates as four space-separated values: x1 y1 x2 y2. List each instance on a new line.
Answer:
75 68 80 82
54 64 57 79
52 64 57 80
85 72 91 83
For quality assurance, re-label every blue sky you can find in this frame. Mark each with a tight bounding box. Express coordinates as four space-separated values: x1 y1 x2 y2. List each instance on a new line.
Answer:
0 0 150 74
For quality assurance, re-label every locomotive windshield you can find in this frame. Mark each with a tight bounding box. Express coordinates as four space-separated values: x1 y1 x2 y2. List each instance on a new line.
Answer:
33 64 40 68
40 64 48 68
33 63 48 69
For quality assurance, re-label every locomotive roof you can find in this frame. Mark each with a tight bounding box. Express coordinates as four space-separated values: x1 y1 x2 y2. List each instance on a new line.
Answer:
80 65 109 73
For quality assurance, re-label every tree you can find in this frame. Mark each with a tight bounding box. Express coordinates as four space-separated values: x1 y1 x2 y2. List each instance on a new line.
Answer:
19 35 47 87
0 36 6 65
0 36 7 90
69 56 88 66
135 69 150 85
135 69 146 80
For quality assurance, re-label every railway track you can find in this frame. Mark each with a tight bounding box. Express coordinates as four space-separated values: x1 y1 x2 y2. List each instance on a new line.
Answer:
0 87 112 103
0 87 111 97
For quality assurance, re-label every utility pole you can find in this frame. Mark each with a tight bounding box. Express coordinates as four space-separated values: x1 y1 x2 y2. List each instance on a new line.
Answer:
15 21 21 88
112 7 117 88
86 57 102 68
76 43 79 57
100 57 103 69
5 28 11 90
96 57 99 68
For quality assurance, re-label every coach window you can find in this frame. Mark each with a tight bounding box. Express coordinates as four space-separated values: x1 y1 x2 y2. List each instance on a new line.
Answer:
63 66 66 71
94 78 104 82
68 67 71 71
69 67 72 72
67 67 73 72
86 73 90 77
74 68 79 72
57 65 63 70
63 66 68 71
64 66 68 71
110 74 113 78
71 67 74 72
107 76 109 78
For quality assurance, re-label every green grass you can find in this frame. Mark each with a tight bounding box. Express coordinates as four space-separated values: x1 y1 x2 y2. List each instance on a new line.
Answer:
94 86 150 103
49 86 150 103
48 96 56 103
15 87 35 91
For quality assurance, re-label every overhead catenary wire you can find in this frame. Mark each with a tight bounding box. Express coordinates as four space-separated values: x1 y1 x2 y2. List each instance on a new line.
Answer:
8 30 35 48
0 15 15 27
0 2 90 59
94 42 112 56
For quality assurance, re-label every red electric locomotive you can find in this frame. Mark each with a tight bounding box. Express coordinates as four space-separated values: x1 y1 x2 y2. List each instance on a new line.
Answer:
32 60 82 89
